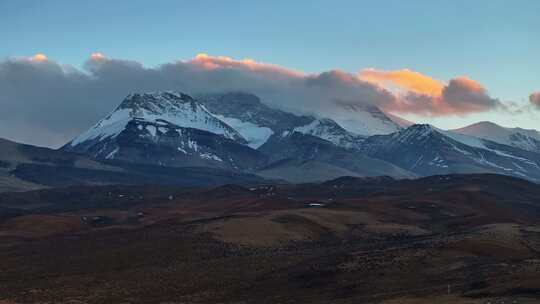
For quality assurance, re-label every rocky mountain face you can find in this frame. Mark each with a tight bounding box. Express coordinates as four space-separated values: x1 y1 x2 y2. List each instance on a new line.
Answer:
257 131 413 182
64 91 370 171
361 124 540 181
74 92 246 145
63 92 267 171
198 92 313 132
292 118 365 150
198 92 367 149
66 118 267 171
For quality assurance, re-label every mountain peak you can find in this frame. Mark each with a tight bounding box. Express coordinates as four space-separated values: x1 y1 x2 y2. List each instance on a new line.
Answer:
403 124 438 134
332 101 401 136
65 91 247 149
409 123 436 130
451 120 540 153
390 124 440 144
119 91 196 111
458 121 503 130
126 91 192 100
473 121 500 127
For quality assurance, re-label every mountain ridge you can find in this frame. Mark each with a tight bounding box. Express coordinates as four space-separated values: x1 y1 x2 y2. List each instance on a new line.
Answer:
452 121 540 153
57 90 540 183
361 124 540 181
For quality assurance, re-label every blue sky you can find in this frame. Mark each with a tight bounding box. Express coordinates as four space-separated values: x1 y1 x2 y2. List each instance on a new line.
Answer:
2 0 538 99
0 0 539 145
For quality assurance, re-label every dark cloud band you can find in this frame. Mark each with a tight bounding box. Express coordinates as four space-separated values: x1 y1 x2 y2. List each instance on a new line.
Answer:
0 54 506 147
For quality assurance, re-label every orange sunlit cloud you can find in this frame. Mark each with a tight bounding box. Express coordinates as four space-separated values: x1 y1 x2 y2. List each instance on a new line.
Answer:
31 53 48 62
450 76 485 94
189 53 305 77
359 68 444 97
357 69 501 116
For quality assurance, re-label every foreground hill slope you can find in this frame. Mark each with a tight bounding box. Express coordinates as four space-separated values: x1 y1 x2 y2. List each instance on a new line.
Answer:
0 137 120 192
0 137 268 193
0 174 539 303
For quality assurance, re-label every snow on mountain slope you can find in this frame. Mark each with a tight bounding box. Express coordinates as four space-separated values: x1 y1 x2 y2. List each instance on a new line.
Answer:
68 108 131 147
293 118 365 150
442 129 540 175
332 103 402 136
385 112 415 128
200 93 402 138
61 92 273 170
198 92 312 131
199 92 369 149
440 129 489 150
451 121 540 153
213 114 274 148
64 116 267 171
68 91 246 148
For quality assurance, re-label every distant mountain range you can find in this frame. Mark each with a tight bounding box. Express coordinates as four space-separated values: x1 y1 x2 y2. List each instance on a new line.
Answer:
361 124 540 180
2 90 540 192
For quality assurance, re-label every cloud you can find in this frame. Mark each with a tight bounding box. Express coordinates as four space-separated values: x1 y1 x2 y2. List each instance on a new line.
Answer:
0 53 506 147
439 77 502 114
359 69 503 116
0 55 99 147
82 53 396 115
530 92 540 109
189 53 305 77
31 53 49 62
359 68 444 96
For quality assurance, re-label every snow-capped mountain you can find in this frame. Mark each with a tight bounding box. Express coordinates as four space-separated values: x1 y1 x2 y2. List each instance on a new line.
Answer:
452 121 540 153
67 92 246 148
63 92 267 170
199 92 365 150
197 93 312 148
361 124 540 181
198 92 313 131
